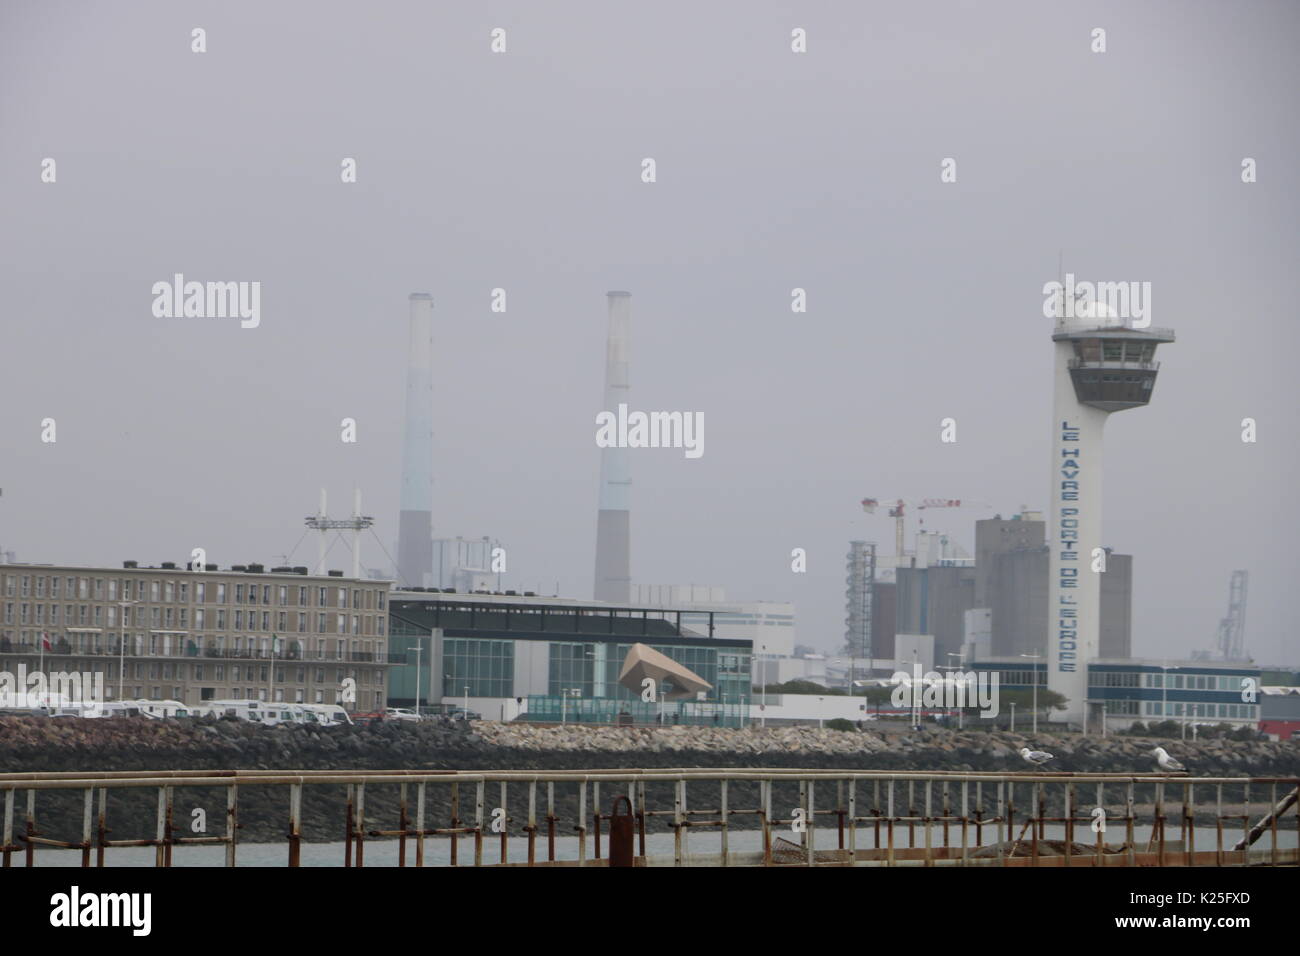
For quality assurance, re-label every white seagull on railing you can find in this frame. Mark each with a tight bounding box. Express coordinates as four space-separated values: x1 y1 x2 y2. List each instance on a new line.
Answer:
1019 747 1054 766
1151 746 1185 772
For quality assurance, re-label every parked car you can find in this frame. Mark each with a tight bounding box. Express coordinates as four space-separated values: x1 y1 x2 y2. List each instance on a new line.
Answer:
384 707 421 722
446 707 481 721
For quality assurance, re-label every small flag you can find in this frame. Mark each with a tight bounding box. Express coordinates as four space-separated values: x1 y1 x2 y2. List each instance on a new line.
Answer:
272 634 280 654
42 633 52 651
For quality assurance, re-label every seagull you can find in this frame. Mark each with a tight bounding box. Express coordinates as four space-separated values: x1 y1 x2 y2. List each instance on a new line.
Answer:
1152 747 1185 772
1019 747 1054 766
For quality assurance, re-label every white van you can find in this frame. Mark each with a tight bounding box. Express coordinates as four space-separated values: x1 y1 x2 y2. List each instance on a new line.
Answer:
83 701 145 719
196 699 270 723
299 703 353 727
131 699 190 719
195 699 314 726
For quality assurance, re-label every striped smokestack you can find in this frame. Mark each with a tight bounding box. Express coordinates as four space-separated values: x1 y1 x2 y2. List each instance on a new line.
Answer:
594 291 631 603
397 293 434 588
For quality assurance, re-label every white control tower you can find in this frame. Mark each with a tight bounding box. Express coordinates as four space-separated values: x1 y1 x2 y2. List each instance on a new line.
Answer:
1046 297 1174 730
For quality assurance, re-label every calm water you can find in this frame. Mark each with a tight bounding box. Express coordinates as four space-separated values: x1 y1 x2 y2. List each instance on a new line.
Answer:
23 824 1297 867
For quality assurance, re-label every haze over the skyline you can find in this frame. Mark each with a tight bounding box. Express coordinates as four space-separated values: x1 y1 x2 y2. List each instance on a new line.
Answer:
1 1 1296 664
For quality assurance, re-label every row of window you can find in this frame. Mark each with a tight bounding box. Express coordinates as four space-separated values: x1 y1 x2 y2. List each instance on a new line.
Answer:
2 575 387 611
0 603 384 636
432 639 755 703
1074 339 1157 364
987 669 1047 686
0 657 383 683
0 631 386 662
1088 671 1253 691
1142 701 1256 718
110 687 382 708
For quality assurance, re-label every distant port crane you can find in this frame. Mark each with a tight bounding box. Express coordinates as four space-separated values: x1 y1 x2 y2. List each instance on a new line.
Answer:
860 497 991 562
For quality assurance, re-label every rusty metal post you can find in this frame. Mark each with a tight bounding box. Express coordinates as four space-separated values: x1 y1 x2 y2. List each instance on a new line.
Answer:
577 780 588 866
450 782 460 867
1126 781 1135 867
848 778 857 860
355 782 366 868
288 782 302 867
720 780 729 866
1215 782 1223 866
1064 782 1073 867
637 780 647 859
526 780 536 866
474 780 484 867
2 788 12 868
81 786 93 868
25 789 36 868
960 780 969 865
941 780 950 851
97 787 108 868
546 781 555 862
344 784 354 867
416 782 426 868
761 779 772 866
226 784 238 868
673 779 684 866
398 783 408 868
923 779 932 867
608 795 635 868
836 779 845 850
806 779 816 866
499 781 509 865
886 778 896 867
154 786 166 867
592 781 600 860
1094 782 1104 867
164 785 175 867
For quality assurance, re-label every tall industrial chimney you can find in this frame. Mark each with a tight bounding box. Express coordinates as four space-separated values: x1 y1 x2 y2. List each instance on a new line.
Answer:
1045 289 1173 731
594 291 631 603
397 293 434 588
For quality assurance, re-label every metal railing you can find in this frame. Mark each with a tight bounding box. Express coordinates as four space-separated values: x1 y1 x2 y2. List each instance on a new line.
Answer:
1 768 1295 868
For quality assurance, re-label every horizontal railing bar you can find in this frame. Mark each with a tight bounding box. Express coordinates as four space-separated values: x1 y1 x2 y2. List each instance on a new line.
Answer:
4 772 1294 793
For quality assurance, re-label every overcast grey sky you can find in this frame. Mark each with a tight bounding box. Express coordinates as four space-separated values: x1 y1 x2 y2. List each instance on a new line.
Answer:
2 1 1296 664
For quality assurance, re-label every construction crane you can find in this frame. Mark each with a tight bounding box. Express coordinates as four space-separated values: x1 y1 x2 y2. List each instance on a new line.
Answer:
1216 570 1249 661
860 497 991 564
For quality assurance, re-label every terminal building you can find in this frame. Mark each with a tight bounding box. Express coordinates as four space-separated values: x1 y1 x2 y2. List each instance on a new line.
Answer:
0 562 393 711
386 589 753 725
967 655 1261 732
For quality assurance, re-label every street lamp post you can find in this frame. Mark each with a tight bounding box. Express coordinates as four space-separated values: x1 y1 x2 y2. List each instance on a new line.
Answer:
412 638 422 718
943 651 966 730
1009 701 1016 733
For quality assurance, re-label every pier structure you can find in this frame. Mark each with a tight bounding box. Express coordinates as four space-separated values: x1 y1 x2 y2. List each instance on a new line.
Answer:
2 767 1295 868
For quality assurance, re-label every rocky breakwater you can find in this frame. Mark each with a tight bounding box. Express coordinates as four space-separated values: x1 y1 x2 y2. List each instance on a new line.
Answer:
1 716 1295 848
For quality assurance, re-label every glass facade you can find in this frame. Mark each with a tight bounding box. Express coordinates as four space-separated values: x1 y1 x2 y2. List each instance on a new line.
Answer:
443 638 513 698
546 641 749 706
525 694 748 727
